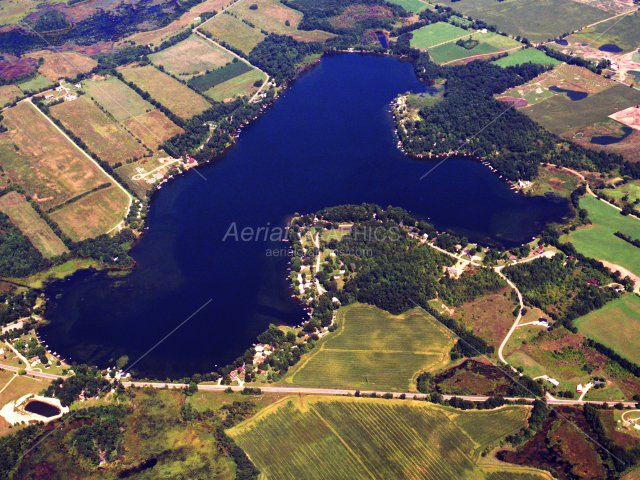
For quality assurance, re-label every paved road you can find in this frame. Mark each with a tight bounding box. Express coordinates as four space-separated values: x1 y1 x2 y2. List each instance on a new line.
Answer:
0 363 64 380
121 381 639 407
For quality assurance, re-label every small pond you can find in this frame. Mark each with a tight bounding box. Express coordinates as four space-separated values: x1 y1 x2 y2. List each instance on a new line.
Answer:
599 44 623 53
555 39 569 46
628 70 640 83
24 400 61 417
375 31 388 49
590 126 633 145
549 85 588 101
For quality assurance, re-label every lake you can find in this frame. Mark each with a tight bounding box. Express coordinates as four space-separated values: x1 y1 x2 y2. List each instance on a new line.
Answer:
40 54 572 379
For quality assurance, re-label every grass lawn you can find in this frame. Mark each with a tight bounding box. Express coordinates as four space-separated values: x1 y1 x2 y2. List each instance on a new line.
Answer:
473 31 522 50
49 185 129 241
229 395 529 480
428 41 499 64
0 191 67 258
119 65 211 120
565 195 640 278
149 34 235 80
121 109 183 150
200 14 266 54
50 96 146 165
522 83 640 135
493 48 562 68
229 0 302 35
205 68 264 101
17 76 54 94
575 295 640 364
410 22 470 49
11 258 99 289
429 0 611 44
0 85 22 107
606 181 640 204
386 0 429 11
0 102 111 211
84 76 153 122
282 303 455 391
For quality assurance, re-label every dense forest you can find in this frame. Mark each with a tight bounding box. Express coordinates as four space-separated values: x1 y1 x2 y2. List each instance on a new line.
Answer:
248 34 323 84
0 212 47 278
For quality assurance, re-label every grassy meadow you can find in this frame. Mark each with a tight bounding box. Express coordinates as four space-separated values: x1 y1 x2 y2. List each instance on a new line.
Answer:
206 68 265 101
410 22 470 49
228 396 530 480
0 191 67 257
429 41 499 64
282 303 455 391
492 48 562 68
16 76 54 94
385 0 430 12
575 295 640 364
565 195 640 278
121 109 183 150
568 11 640 51
522 84 640 135
228 0 303 35
0 85 22 107
119 65 211 120
84 76 153 122
27 50 96 81
50 96 146 165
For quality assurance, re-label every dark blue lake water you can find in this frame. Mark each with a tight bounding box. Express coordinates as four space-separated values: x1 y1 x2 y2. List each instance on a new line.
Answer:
40 54 572 379
599 44 623 53
549 85 589 101
590 126 633 145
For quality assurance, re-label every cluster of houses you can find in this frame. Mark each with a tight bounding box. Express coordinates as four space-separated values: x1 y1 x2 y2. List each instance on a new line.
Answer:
44 81 82 102
252 344 273 365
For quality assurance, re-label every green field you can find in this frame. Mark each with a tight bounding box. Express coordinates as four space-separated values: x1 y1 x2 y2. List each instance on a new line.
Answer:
17 76 54 94
385 0 429 12
565 195 640 278
428 41 499 64
119 65 211 120
522 84 640 135
283 303 455 391
205 68 264 101
429 0 611 44
188 60 253 93
410 22 470 49
201 13 266 54
607 181 640 204
84 76 153 122
0 191 67 258
474 32 522 50
569 11 640 51
575 295 640 364
229 396 530 480
493 49 562 68
149 34 235 80
50 96 145 165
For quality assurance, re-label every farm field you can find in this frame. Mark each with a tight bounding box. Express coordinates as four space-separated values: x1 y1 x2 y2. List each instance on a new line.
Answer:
282 303 455 391
50 96 146 165
228 0 302 35
0 101 110 211
228 396 531 480
564 194 640 278
206 68 264 101
49 185 129 241
26 50 97 81
189 61 253 93
575 296 640 364
566 10 640 51
200 13 266 54
492 48 562 68
83 76 153 122
124 0 229 46
410 22 469 49
428 41 499 64
119 65 211 120
473 31 522 50
429 0 611 43
0 85 21 107
121 109 183 150
0 191 67 258
521 84 640 134
385 0 429 12
148 34 235 80
17 75 53 94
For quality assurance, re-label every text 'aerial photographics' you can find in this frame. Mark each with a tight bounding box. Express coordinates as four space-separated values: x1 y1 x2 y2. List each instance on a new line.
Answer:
1 0 640 478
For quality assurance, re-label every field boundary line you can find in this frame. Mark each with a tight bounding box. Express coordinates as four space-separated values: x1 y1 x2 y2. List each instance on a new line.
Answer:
424 31 478 50
0 373 17 395
320 348 445 354
309 406 377 480
26 99 133 233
